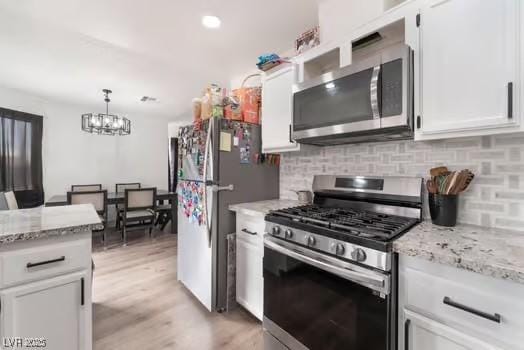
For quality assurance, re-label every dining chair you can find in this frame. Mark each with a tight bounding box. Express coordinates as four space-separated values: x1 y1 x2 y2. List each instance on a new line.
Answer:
115 182 141 193
0 192 9 210
155 201 173 231
119 187 156 246
115 183 141 229
67 190 108 245
71 184 102 192
4 191 19 210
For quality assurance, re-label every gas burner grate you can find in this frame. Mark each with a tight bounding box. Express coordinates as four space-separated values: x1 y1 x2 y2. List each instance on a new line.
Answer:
270 205 418 241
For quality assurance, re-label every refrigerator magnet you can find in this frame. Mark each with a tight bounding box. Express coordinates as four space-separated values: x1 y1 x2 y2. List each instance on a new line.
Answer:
240 147 250 164
220 131 232 152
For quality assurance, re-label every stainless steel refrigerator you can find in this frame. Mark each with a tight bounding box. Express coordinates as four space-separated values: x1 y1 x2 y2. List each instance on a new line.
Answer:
177 117 279 312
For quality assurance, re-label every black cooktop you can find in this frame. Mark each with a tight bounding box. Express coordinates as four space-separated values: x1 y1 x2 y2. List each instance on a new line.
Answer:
266 204 418 242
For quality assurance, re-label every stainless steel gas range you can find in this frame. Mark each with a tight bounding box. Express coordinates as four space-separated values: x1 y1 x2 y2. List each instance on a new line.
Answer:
263 175 423 350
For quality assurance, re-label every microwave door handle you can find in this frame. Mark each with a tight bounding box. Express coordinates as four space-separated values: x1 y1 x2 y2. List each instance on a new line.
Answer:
370 65 381 120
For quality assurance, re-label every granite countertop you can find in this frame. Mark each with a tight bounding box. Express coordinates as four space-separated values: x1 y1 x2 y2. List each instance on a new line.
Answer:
229 199 304 217
0 204 102 246
394 221 524 284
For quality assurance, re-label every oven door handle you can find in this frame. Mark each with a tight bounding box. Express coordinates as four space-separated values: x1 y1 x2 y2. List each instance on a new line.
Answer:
264 238 389 295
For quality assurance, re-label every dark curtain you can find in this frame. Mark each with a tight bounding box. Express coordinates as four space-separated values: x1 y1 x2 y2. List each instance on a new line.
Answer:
0 107 44 207
168 137 178 192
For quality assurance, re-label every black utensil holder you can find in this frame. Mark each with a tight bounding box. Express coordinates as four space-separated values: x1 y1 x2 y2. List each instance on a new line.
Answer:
428 193 458 227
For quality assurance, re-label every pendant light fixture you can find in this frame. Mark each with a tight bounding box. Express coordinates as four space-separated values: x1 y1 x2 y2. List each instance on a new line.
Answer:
81 89 131 135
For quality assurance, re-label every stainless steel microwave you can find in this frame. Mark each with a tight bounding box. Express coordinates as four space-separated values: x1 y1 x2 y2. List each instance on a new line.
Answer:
292 44 414 145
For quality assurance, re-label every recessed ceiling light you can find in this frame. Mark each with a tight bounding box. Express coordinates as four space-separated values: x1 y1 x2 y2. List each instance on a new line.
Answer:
325 82 336 89
202 15 221 29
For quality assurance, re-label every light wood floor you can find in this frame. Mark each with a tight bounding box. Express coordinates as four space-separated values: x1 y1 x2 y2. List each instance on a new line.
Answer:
92 230 263 350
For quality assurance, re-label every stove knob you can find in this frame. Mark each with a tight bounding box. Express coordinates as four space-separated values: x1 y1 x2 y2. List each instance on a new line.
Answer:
272 226 281 235
351 248 367 262
335 243 345 256
284 229 293 239
307 236 316 247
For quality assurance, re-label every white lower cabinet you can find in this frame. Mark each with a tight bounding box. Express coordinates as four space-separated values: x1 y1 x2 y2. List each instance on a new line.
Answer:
404 309 502 350
0 234 92 350
235 213 264 321
0 271 90 350
399 255 524 350
236 237 263 320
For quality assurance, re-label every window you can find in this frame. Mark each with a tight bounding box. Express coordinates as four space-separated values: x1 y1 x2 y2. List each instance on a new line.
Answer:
0 107 43 207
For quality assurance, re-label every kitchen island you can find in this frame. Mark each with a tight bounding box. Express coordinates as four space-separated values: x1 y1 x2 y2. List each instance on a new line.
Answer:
0 204 101 350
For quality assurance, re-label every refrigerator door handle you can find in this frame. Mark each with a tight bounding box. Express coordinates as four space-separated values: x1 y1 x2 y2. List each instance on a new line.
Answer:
202 120 214 247
211 184 234 192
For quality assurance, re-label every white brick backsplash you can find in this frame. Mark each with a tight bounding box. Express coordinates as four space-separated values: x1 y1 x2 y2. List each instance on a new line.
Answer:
280 133 524 231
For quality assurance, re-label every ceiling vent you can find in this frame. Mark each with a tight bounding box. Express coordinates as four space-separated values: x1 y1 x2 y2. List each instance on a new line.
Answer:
140 96 158 102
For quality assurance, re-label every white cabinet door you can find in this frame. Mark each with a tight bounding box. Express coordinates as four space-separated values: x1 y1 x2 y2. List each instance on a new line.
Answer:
417 0 519 138
236 236 263 320
261 66 300 153
0 271 91 350
403 309 502 350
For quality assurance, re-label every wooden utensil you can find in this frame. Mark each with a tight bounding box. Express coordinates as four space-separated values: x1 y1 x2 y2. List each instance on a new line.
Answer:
426 179 438 194
459 171 475 193
438 174 449 194
445 171 460 195
430 166 449 177
450 170 468 194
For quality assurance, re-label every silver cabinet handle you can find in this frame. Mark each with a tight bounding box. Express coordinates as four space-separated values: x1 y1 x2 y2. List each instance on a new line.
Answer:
264 237 388 294
370 65 381 120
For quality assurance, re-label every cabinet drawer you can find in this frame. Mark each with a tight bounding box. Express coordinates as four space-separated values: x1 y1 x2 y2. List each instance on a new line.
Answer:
401 256 524 349
235 213 265 247
0 238 91 288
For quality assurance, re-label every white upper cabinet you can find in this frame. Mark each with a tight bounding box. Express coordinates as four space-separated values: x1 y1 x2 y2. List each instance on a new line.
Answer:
261 65 300 153
416 0 521 139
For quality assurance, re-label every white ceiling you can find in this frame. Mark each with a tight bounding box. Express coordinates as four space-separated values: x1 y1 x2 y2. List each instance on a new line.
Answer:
0 0 318 119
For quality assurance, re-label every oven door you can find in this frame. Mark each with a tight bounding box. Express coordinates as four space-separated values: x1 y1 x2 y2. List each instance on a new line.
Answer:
292 44 411 141
263 237 393 350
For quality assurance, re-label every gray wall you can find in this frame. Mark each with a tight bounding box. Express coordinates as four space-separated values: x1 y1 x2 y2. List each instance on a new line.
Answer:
280 133 524 231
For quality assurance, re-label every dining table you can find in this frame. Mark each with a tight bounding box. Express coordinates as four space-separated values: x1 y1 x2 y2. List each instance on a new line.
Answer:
45 189 177 234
